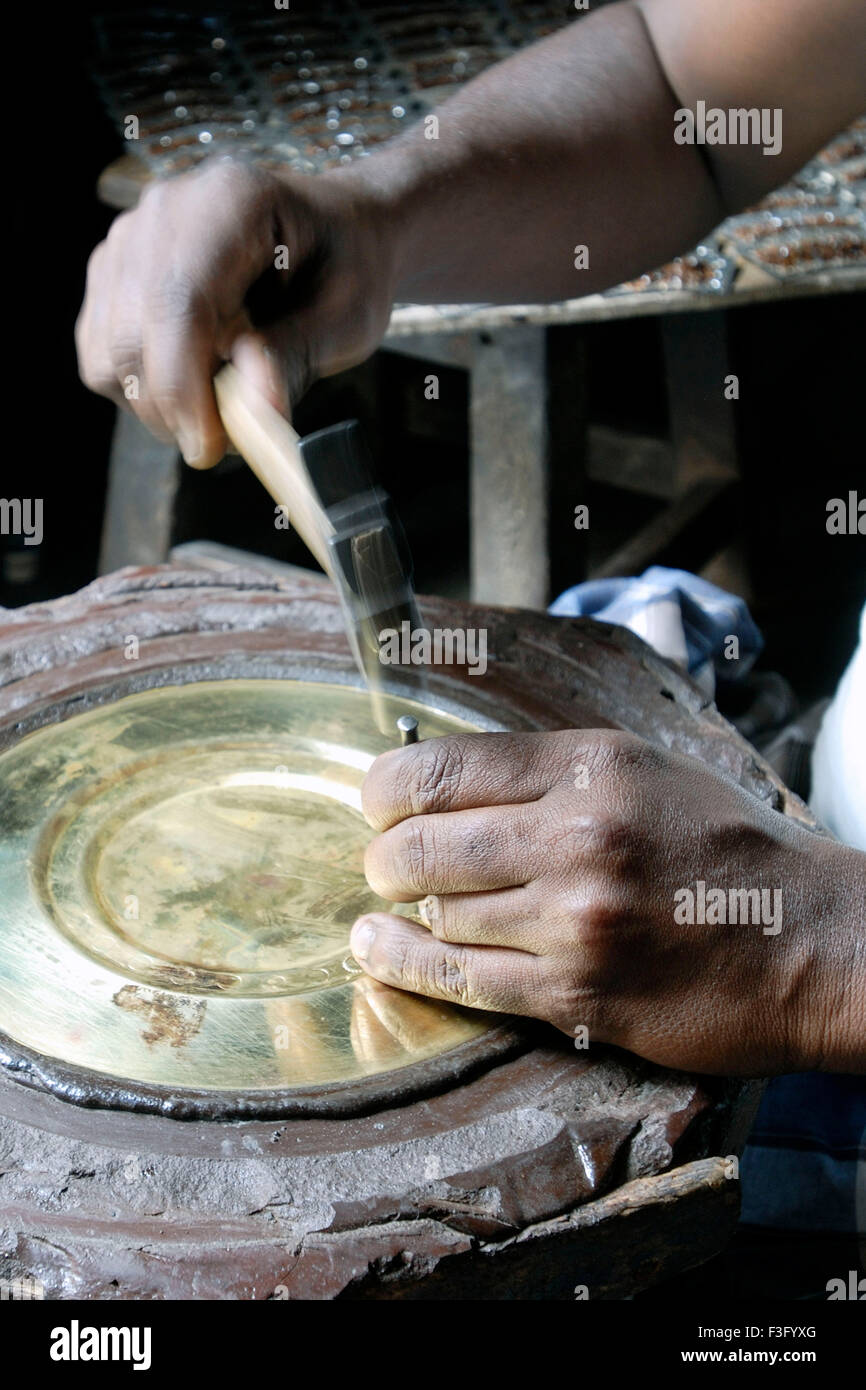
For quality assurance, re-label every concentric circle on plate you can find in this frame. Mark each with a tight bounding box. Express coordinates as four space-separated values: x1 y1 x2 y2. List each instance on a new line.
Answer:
0 679 494 1098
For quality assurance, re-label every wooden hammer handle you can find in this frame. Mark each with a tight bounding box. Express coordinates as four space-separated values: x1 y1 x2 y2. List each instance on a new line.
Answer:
213 364 334 577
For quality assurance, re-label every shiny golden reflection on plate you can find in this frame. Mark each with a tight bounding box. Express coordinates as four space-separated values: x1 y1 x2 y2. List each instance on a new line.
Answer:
0 679 492 1092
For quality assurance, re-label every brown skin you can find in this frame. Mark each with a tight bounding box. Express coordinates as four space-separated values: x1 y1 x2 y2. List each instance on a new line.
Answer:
76 0 866 1073
76 0 866 464
352 731 866 1076
76 163 397 465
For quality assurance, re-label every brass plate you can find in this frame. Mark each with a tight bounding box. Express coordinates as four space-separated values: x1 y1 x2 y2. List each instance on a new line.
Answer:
0 679 492 1095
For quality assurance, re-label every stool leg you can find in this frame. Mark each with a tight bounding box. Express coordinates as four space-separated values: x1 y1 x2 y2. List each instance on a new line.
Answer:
470 323 549 608
99 408 180 574
661 310 738 492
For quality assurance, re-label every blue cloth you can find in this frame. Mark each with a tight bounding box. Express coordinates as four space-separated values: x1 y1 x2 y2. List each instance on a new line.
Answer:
741 1074 866 1235
549 566 763 694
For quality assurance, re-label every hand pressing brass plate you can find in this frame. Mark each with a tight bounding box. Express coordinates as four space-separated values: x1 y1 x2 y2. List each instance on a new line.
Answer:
0 679 495 1105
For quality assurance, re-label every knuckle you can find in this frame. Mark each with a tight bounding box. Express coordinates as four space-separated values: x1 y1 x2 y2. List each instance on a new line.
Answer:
387 929 475 1006
577 895 622 940
142 375 187 416
548 971 608 1035
77 343 116 397
108 332 143 378
587 728 657 777
579 810 634 858
78 357 109 395
540 729 593 784
430 948 473 1005
364 818 436 897
571 895 624 962
401 818 434 884
408 738 465 815
148 271 206 324
546 796 630 860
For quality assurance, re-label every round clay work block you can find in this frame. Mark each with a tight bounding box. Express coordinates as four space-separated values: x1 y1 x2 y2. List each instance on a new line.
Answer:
0 565 810 1297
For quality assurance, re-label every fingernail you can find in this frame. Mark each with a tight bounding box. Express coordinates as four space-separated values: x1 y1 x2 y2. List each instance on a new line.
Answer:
350 918 376 962
178 429 204 467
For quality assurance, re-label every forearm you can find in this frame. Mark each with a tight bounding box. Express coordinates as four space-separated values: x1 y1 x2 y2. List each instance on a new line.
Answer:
325 0 864 307
338 2 723 304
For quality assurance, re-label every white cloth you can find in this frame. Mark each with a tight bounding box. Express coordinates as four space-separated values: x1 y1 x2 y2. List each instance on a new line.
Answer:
810 600 866 851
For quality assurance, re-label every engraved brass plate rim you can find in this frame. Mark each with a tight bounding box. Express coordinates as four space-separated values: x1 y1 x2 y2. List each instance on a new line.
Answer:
0 677 515 1116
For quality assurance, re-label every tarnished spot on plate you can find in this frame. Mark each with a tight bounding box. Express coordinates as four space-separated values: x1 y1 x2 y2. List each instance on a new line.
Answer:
0 679 492 1096
112 985 207 1049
